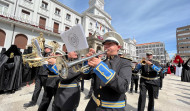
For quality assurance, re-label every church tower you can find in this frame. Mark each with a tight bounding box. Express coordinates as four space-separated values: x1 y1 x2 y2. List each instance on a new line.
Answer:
89 0 104 10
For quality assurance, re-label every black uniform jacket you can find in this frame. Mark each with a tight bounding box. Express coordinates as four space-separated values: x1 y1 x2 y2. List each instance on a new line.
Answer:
0 45 22 91
54 64 82 110
85 55 132 110
139 59 161 86
132 69 139 80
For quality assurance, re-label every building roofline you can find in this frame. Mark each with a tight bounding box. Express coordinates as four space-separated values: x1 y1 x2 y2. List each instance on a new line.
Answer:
136 42 161 46
51 0 82 17
82 5 111 20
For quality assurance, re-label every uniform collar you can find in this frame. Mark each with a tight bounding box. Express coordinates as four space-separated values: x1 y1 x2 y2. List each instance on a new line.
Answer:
107 55 118 60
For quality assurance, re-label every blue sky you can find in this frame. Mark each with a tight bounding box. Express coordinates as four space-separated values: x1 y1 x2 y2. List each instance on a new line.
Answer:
58 0 190 58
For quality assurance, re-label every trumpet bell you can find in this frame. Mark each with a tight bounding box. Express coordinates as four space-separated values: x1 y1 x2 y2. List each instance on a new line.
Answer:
56 56 68 79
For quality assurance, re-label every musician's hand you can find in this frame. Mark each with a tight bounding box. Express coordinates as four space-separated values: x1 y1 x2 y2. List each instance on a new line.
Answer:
86 48 95 57
47 58 56 65
88 57 101 68
146 60 152 65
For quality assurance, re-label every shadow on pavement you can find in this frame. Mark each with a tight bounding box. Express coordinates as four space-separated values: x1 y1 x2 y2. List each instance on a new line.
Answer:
82 88 90 96
125 104 137 111
168 78 181 81
177 99 190 105
175 87 190 91
183 92 190 96
172 83 190 87
175 94 190 99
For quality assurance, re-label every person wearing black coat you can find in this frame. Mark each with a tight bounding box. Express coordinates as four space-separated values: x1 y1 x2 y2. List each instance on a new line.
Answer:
52 51 83 111
130 62 139 93
0 48 6 58
0 45 22 93
84 31 132 111
135 50 161 111
24 47 51 108
181 58 190 82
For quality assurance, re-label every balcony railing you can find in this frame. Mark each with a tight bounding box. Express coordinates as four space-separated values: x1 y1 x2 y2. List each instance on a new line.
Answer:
0 11 62 34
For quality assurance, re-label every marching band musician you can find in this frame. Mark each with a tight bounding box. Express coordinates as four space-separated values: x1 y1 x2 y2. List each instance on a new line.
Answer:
51 51 83 111
130 60 139 93
37 41 61 111
84 31 132 111
135 50 161 111
24 42 54 108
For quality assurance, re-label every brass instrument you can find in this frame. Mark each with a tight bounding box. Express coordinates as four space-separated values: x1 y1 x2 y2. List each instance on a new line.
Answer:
56 50 107 79
141 57 146 65
22 33 45 67
22 33 66 67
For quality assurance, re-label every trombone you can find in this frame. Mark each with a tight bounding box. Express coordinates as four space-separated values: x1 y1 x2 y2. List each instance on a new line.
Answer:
56 50 107 79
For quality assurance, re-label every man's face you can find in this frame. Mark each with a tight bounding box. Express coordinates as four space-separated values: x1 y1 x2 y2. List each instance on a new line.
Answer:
68 51 78 59
44 48 52 53
104 42 121 56
146 54 153 60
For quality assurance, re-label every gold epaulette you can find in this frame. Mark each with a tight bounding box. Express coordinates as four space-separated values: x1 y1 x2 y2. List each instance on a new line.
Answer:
120 57 132 61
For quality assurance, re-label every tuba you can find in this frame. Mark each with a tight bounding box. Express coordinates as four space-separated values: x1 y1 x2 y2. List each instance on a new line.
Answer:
22 33 45 67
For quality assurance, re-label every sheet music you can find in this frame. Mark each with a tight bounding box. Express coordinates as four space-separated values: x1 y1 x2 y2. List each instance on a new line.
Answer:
60 24 89 52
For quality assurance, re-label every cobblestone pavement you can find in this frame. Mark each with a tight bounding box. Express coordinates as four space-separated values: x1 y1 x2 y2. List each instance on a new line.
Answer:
0 74 190 111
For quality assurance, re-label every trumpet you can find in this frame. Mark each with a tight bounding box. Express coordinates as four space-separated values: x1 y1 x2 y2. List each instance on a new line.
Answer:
141 57 146 65
56 50 107 79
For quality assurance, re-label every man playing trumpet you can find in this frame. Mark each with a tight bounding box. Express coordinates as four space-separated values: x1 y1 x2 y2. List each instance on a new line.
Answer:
84 31 132 111
135 50 161 111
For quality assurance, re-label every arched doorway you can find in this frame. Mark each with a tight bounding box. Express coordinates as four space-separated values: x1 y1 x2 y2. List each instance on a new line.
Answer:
14 34 28 49
0 29 6 46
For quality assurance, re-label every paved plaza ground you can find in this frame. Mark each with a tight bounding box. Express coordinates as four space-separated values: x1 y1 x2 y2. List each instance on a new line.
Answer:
0 74 190 111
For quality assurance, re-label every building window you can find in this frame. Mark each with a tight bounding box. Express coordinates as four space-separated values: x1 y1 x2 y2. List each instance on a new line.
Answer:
66 13 71 21
39 17 46 29
55 8 60 15
89 22 93 28
0 3 8 14
177 28 190 32
75 18 79 24
21 10 30 20
53 22 59 33
65 26 70 31
89 33 92 37
178 32 190 36
178 37 190 40
41 1 48 9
